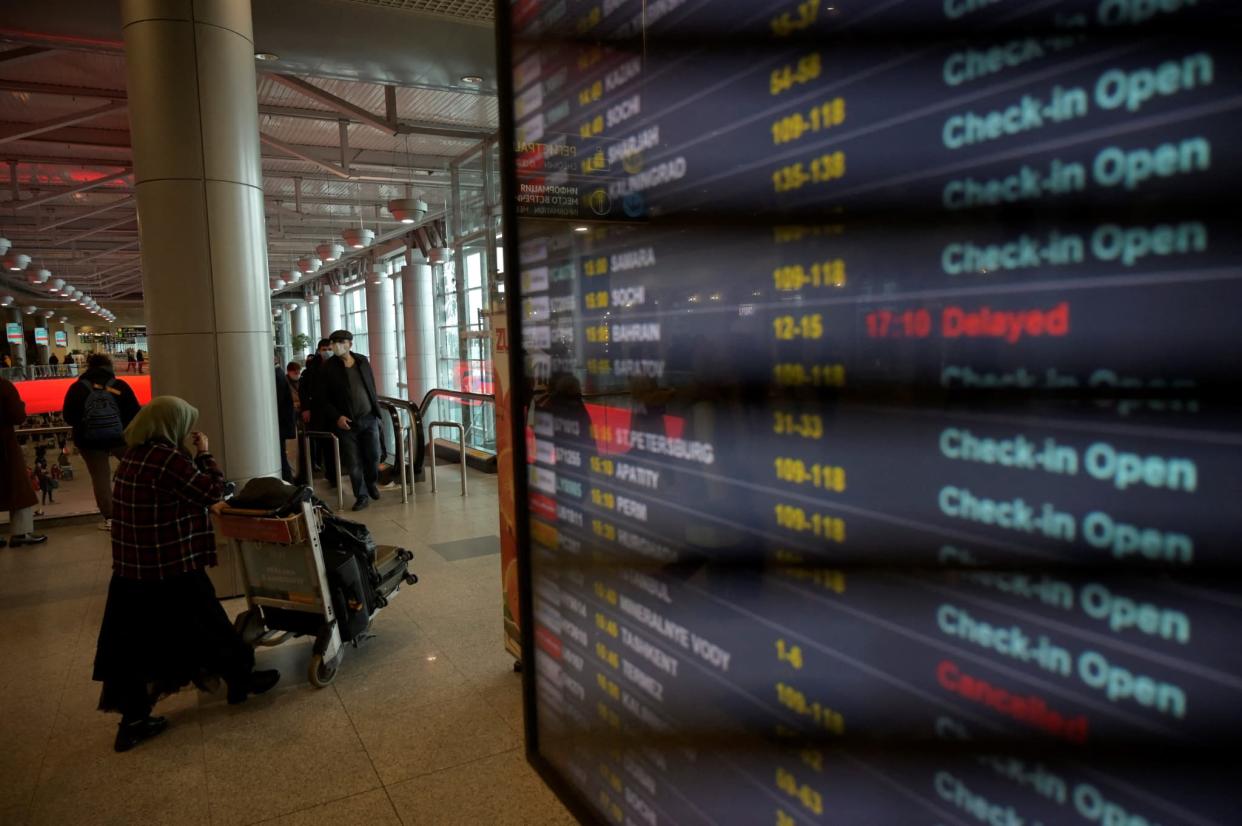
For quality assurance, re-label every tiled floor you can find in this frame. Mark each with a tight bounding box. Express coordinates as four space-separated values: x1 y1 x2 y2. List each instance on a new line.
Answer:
0 469 575 826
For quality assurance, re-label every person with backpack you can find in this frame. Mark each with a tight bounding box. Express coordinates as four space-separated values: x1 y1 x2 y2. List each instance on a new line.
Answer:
63 354 142 530
136 349 145 375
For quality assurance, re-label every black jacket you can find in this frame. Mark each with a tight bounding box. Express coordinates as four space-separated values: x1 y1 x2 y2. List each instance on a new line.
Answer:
317 352 385 459
62 367 141 449
275 367 297 440
317 352 380 427
299 359 323 427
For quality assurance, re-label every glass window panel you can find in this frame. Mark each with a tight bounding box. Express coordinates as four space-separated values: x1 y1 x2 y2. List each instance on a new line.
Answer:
466 250 484 291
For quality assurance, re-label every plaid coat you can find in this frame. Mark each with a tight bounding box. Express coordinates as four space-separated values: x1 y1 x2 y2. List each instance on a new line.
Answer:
110 439 225 580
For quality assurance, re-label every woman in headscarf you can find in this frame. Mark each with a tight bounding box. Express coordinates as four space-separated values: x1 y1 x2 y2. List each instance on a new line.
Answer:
93 396 280 752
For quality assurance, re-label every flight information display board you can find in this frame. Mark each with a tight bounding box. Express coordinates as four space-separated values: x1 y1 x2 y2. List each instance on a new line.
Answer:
497 2 1242 824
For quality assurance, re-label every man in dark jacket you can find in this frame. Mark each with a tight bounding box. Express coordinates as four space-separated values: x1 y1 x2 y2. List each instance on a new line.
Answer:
62 354 141 530
275 365 297 482
317 330 383 510
298 339 335 484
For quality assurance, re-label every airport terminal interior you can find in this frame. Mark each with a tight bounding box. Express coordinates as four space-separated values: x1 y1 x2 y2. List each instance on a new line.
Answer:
2 1 1239 825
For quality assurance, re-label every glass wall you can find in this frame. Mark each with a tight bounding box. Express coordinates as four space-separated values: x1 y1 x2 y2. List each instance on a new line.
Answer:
341 285 368 356
424 139 503 453
308 302 321 347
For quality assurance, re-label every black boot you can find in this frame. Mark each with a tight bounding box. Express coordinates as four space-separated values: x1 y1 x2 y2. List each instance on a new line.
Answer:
114 716 168 753
227 669 281 705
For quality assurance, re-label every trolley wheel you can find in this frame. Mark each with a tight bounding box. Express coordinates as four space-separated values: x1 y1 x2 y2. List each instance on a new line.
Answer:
404 572 419 585
308 652 339 688
233 609 265 647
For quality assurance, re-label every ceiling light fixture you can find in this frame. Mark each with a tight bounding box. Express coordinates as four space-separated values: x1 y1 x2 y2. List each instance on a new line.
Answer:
27 268 50 285
386 197 426 225
316 242 343 263
297 256 322 274
270 275 286 290
461 75 484 85
0 295 12 307
254 52 280 61
573 225 590 233
5 253 31 271
342 227 375 249
48 277 65 293
0 238 9 256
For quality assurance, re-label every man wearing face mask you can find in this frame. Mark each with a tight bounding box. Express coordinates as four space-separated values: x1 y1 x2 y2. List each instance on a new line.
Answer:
318 330 382 510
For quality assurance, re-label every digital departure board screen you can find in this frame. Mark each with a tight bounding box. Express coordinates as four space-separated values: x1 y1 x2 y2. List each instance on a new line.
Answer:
497 2 1242 824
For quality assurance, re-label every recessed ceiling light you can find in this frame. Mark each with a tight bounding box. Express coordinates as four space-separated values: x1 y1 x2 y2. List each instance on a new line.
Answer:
461 75 484 85
255 52 280 62
573 226 590 233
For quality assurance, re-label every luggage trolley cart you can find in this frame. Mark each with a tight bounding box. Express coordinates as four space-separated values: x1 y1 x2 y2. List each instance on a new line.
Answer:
214 500 417 687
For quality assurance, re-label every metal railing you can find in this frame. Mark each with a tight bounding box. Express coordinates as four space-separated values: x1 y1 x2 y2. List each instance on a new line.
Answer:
377 395 423 502
417 387 495 416
1 365 81 381
427 420 467 496
417 388 496 498
375 399 409 504
15 425 73 438
300 429 346 511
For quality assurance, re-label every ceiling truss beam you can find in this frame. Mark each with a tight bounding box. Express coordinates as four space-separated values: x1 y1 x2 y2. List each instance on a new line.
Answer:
0 46 54 66
270 73 397 136
0 100 127 145
13 168 131 212
259 132 351 179
0 78 492 140
52 215 136 246
37 197 136 232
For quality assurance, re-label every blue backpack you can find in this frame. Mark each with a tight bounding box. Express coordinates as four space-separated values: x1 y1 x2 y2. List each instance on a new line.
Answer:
79 378 125 443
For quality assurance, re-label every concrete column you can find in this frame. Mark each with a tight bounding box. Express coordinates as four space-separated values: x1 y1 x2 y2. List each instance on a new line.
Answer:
122 0 278 480
5 308 25 366
364 272 398 398
320 291 342 339
291 301 310 357
401 261 438 404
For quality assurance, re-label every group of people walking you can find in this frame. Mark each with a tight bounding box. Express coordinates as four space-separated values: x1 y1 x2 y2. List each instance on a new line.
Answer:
123 347 146 373
280 330 387 512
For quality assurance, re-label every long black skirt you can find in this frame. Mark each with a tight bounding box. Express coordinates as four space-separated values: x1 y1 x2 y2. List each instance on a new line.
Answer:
93 568 254 716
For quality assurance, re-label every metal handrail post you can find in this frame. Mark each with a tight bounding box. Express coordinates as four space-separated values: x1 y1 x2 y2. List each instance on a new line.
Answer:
378 395 424 495
376 401 408 504
301 429 314 490
427 420 467 496
305 430 345 510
